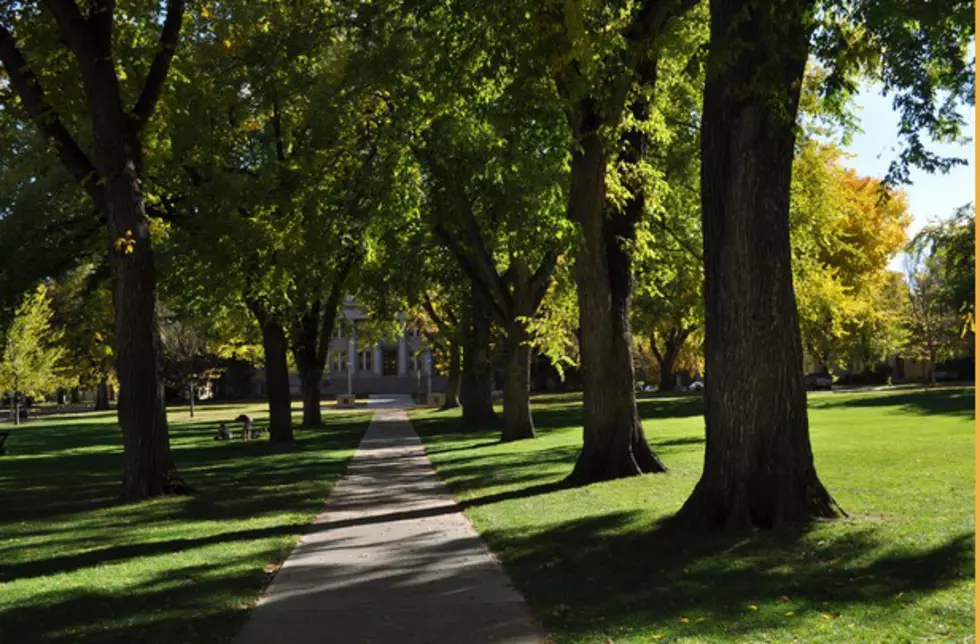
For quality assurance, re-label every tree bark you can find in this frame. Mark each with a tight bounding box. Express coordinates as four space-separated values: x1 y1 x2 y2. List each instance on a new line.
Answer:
677 0 843 530
250 301 294 442
501 321 535 441
13 394 20 427
566 117 666 484
461 286 497 425
95 379 110 411
293 307 324 428
441 340 462 410
188 380 195 418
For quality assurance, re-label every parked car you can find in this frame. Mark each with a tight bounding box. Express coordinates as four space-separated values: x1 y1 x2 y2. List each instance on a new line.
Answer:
804 373 833 390
688 381 704 392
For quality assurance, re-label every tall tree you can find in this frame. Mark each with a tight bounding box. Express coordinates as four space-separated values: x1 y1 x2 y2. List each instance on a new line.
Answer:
421 91 569 441
0 285 66 425
679 0 972 529
535 0 706 480
0 0 188 498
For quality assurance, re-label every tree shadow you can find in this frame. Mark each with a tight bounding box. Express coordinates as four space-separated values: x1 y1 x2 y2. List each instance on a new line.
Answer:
808 387 975 418
482 511 974 641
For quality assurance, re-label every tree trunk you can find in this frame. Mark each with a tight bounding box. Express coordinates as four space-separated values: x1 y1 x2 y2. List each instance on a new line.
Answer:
71 387 81 404
441 340 462 410
105 175 186 499
94 379 111 411
13 394 20 427
461 286 497 425
252 304 294 442
501 321 535 441
188 380 195 418
677 0 842 530
657 345 680 393
293 310 324 428
566 128 666 484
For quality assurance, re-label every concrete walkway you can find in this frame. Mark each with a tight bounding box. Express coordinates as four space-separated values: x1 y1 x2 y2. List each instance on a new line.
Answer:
236 399 543 644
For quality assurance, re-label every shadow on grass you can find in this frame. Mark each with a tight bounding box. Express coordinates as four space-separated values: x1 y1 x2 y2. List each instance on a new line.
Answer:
808 387 975 418
486 511 973 641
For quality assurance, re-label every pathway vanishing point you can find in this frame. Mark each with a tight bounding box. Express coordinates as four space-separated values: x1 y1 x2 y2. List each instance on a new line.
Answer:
236 395 544 644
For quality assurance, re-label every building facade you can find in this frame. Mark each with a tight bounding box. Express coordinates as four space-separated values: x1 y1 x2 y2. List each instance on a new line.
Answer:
323 299 446 395
249 299 447 397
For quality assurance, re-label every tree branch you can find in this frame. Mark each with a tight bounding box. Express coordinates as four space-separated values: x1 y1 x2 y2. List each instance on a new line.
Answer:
130 0 184 131
0 25 104 205
529 249 560 309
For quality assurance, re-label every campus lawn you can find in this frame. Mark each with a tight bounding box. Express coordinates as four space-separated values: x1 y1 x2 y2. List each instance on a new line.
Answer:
0 402 370 644
412 387 975 643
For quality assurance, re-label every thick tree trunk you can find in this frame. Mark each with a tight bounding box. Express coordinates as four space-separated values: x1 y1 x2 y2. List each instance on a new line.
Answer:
105 169 185 499
71 387 81 404
13 395 20 427
292 310 324 428
461 286 497 425
501 322 534 441
566 128 666 484
94 379 111 411
677 0 842 530
441 340 462 410
251 304 294 442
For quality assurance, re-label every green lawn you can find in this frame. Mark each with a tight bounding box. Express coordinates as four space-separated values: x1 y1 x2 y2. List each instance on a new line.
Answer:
412 387 975 643
0 402 370 644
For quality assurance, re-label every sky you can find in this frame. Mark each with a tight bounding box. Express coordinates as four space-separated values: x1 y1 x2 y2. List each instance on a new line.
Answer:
840 83 975 271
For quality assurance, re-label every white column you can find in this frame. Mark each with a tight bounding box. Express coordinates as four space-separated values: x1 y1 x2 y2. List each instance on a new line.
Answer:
373 344 383 376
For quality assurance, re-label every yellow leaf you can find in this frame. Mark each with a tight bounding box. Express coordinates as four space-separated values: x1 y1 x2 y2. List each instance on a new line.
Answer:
747 604 759 611
223 39 232 49
784 611 795 617
678 617 689 623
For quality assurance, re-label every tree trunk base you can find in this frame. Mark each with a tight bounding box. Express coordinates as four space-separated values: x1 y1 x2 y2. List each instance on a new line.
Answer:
120 469 194 502
500 424 535 442
566 432 667 485
675 475 846 532
439 399 460 411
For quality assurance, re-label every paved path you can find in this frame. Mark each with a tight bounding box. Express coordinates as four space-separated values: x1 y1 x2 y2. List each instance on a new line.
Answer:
236 398 543 644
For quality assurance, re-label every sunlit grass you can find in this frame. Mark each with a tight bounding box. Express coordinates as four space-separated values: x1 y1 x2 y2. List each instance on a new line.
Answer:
412 387 975 643
0 402 370 643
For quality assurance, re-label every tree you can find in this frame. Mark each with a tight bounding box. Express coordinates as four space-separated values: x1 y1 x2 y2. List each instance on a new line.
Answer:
790 142 912 373
904 210 974 384
915 204 975 337
159 314 225 418
47 264 117 410
420 92 569 441
0 285 66 424
0 0 189 498
159 0 417 435
679 0 972 529
530 0 705 481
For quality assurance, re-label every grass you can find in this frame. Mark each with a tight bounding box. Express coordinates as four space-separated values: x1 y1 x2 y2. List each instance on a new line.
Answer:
411 387 976 643
0 402 370 644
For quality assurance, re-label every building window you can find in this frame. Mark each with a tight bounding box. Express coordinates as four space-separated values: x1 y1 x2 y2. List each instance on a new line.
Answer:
360 349 373 373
